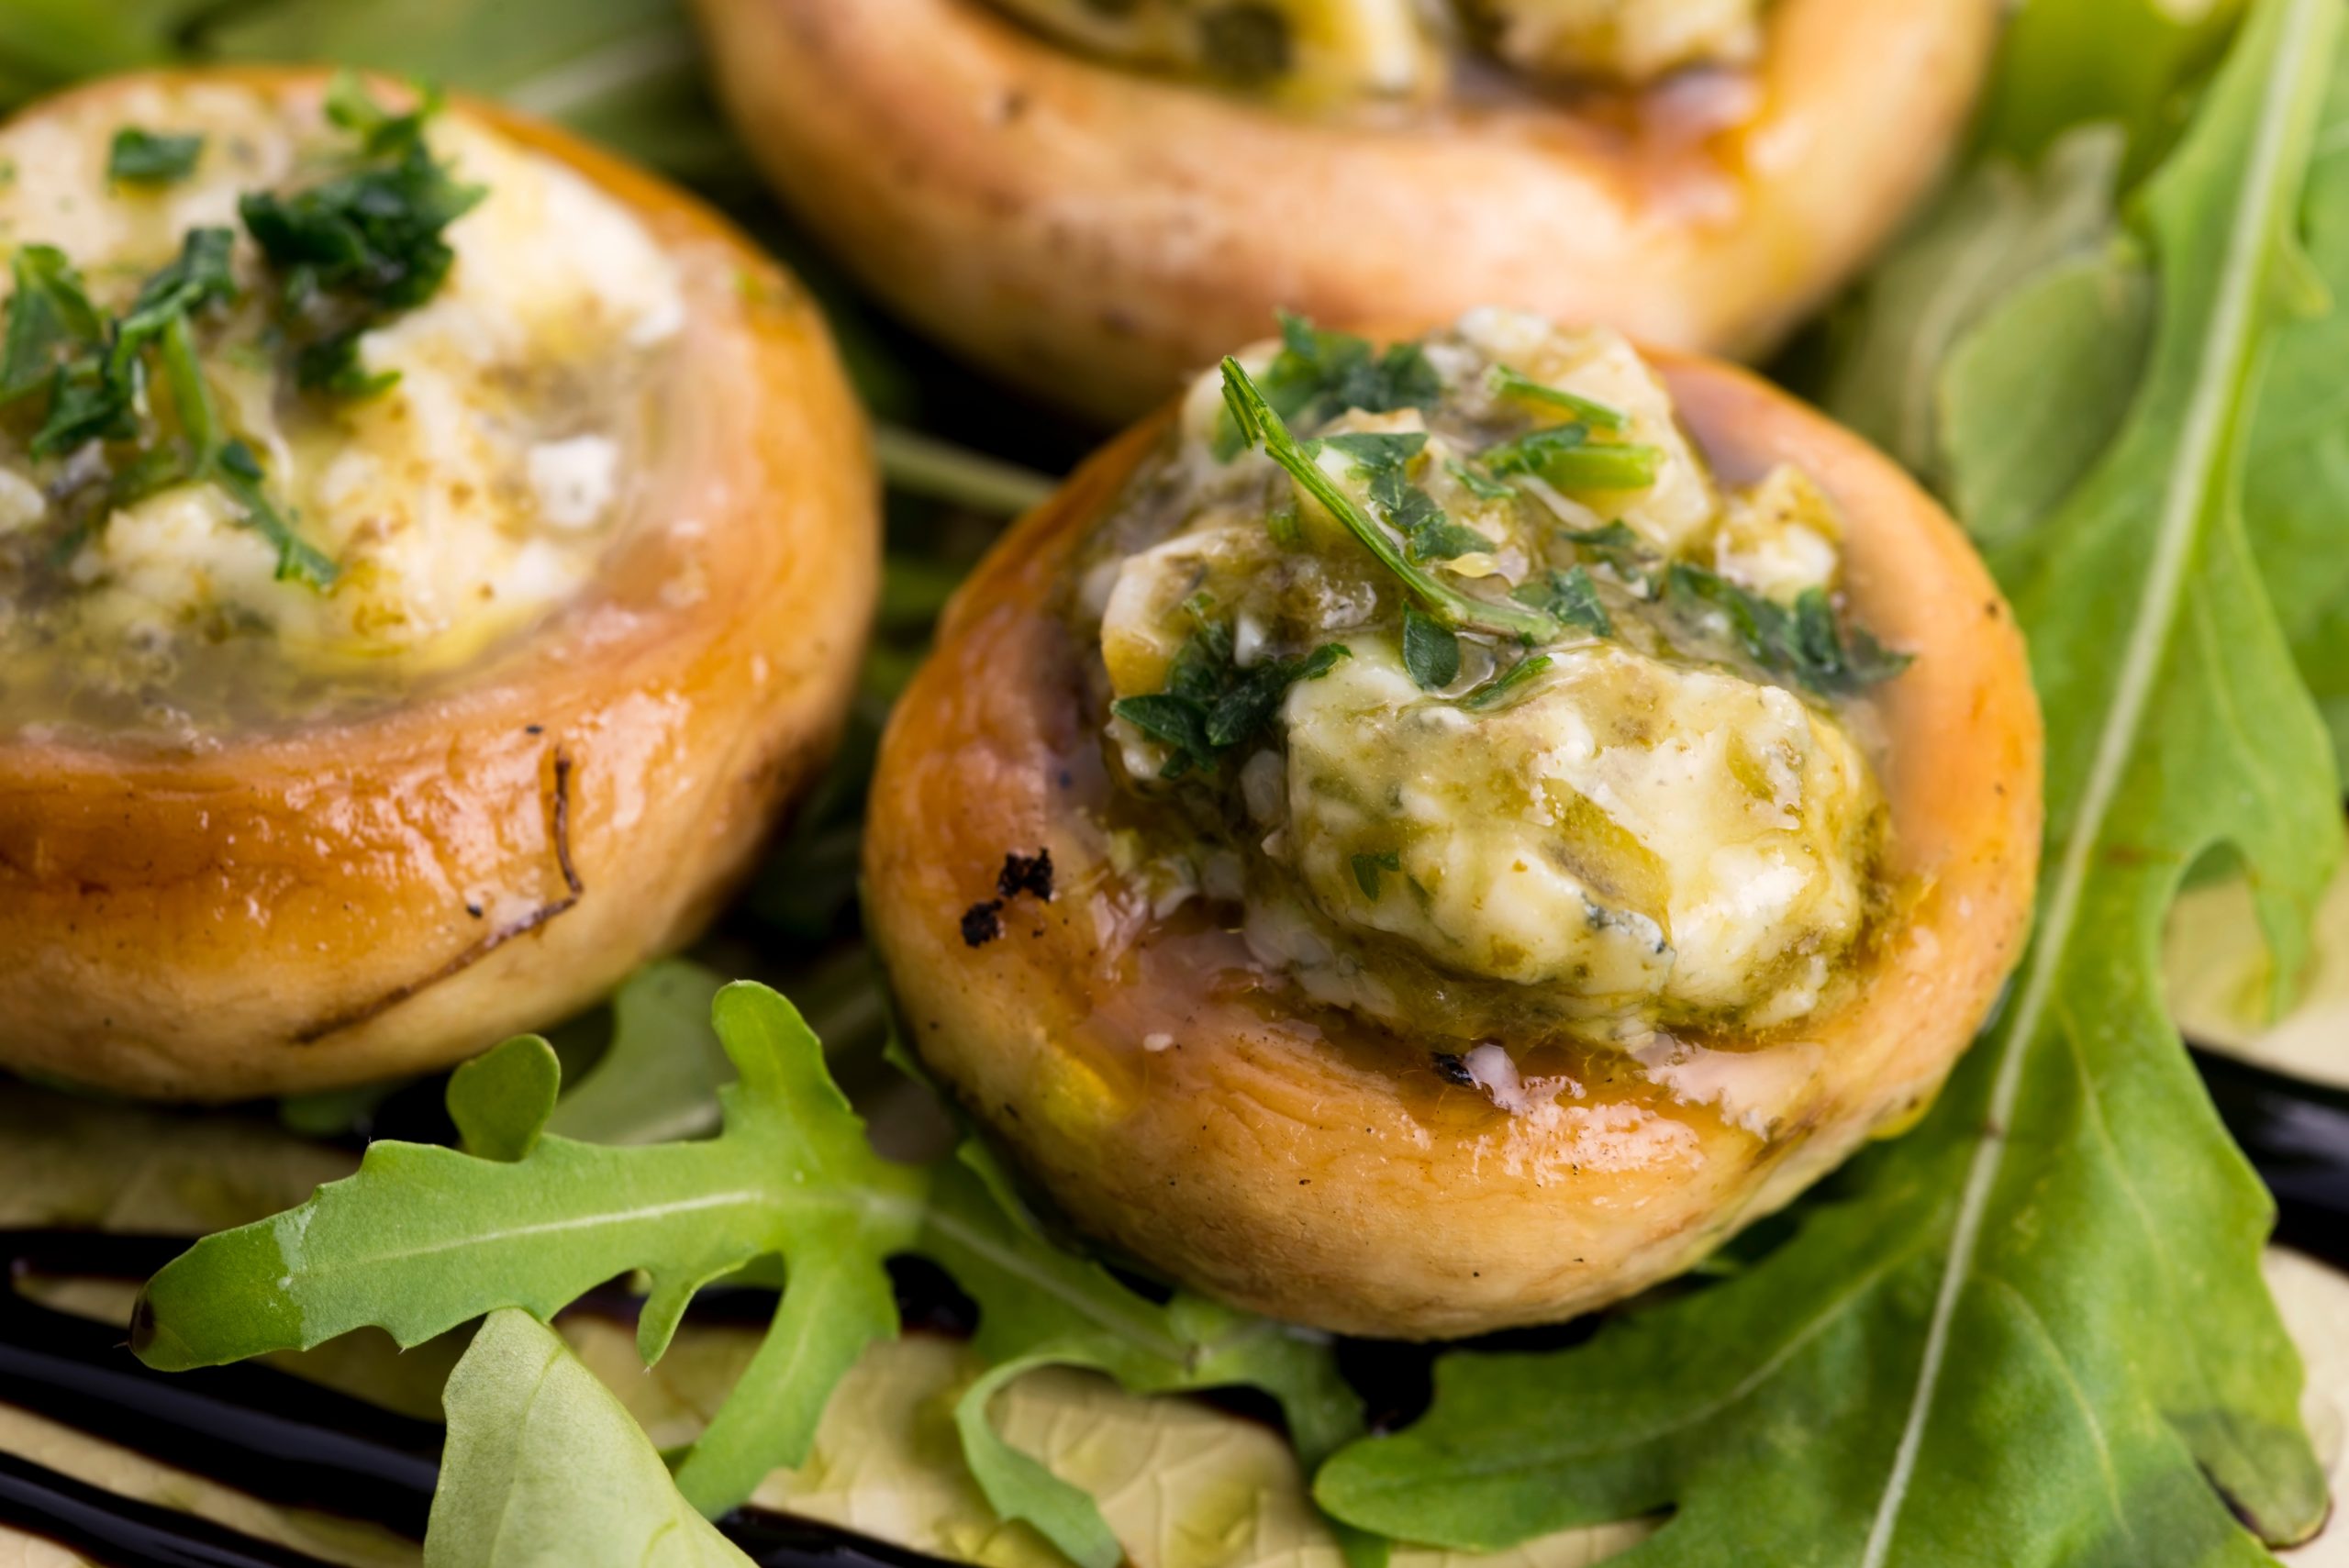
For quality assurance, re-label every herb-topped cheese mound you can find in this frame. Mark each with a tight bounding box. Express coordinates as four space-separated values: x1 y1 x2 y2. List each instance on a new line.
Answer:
1087 309 1903 1043
0 74 685 738
983 0 1760 100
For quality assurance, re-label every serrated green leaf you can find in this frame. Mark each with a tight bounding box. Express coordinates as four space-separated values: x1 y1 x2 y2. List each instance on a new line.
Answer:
426 1309 753 1568
135 982 924 1506
1319 3 2343 1562
448 1036 559 1162
1827 125 2131 478
544 960 732 1146
134 981 1368 1568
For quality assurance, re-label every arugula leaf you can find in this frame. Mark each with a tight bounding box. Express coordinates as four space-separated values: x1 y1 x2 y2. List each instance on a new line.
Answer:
1319 5 2343 1564
1970 0 2242 171
1401 606 1458 689
134 982 1368 1568
542 959 733 1145
106 125 204 183
1825 126 2132 479
1665 564 1909 695
427 1309 754 1568
1222 357 1559 642
1511 565 1612 639
2243 34 2349 781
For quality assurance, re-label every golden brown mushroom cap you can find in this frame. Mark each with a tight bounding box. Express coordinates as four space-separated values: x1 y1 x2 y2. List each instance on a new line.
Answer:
693 0 1999 420
863 346 2040 1339
0 70 878 1101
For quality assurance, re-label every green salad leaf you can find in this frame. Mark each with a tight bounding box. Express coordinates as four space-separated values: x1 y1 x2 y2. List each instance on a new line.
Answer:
1318 5 2343 1566
2243 36 2349 779
134 982 1366 1568
428 1309 755 1568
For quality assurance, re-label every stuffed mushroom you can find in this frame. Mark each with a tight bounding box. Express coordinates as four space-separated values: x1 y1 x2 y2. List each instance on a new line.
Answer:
694 0 1999 418
864 310 2040 1338
0 69 876 1100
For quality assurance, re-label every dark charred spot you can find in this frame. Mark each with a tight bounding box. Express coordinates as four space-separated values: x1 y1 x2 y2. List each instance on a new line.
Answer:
961 900 1004 947
997 848 1054 902
1431 1051 1475 1087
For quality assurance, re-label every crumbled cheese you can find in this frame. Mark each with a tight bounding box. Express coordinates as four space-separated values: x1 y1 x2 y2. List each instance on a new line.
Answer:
1280 639 1876 1019
529 435 621 529
0 79 687 726
1471 0 1764 83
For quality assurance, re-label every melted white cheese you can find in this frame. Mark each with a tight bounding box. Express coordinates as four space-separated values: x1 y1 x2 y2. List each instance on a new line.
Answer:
0 79 686 721
1280 638 1875 1020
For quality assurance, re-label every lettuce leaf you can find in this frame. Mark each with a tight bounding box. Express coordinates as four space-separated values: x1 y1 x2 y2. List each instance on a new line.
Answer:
130 982 1365 1568
1317 4 2343 1563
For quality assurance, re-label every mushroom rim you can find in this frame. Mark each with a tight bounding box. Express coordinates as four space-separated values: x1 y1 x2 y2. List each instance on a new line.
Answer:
864 343 2043 1336
694 0 2002 418
0 66 879 1100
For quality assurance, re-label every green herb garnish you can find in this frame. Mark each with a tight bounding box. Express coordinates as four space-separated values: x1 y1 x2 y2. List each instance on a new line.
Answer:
0 245 103 402
1482 423 1664 493
1447 458 1518 501
239 72 484 401
1213 312 1441 459
1111 628 1350 777
1320 1 2343 1556
1486 364 1629 431
1461 653 1554 710
135 981 1367 1568
1221 357 1561 642
1322 431 1494 562
1401 606 1459 689
1511 565 1613 638
1667 563 1909 695
1351 850 1400 899
106 127 204 184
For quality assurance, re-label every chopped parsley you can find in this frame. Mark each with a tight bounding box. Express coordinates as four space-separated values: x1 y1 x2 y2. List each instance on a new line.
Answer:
1446 459 1517 501
1111 621 1350 778
1220 357 1561 643
1462 653 1554 710
1483 423 1663 493
1351 850 1401 899
1511 566 1612 638
0 76 483 589
1213 312 1441 458
1486 364 1628 431
106 127 205 185
0 246 103 404
1666 563 1911 695
1322 431 1493 562
1402 606 1460 690
240 73 485 400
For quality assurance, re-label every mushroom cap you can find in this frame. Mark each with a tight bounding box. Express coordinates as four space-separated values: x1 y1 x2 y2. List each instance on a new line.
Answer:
694 0 2000 420
0 69 879 1101
864 346 2040 1339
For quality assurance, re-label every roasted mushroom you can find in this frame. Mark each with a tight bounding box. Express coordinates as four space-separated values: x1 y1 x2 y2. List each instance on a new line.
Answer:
694 0 1999 419
0 70 876 1100
864 311 2040 1338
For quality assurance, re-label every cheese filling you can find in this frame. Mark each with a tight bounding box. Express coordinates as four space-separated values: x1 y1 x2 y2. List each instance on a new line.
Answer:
0 79 685 739
984 0 1763 98
1086 309 1897 1044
